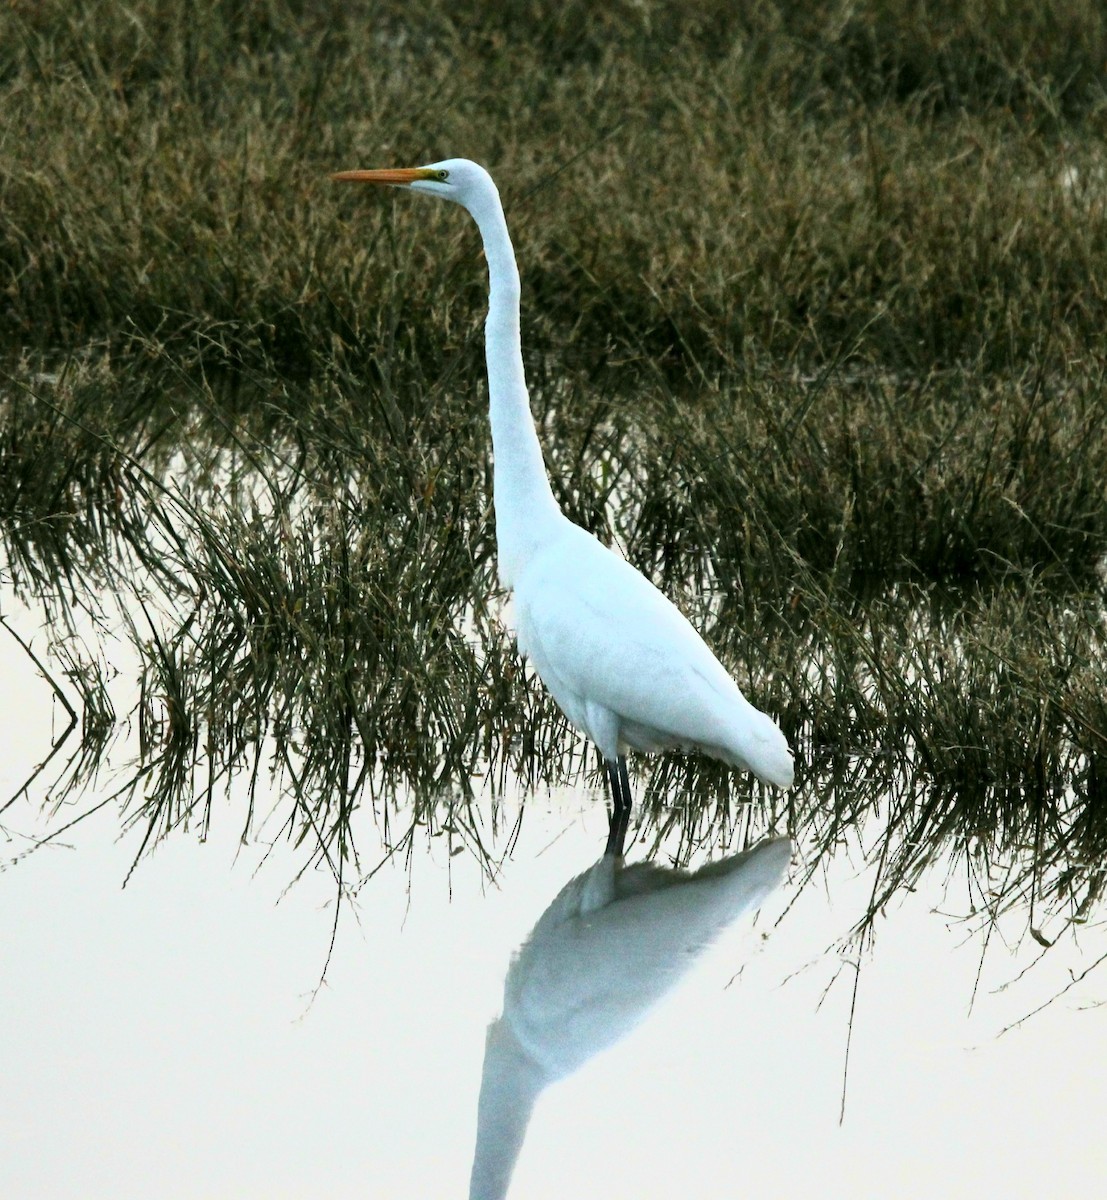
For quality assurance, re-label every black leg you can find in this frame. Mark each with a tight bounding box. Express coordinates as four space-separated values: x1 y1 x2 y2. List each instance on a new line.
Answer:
605 754 633 858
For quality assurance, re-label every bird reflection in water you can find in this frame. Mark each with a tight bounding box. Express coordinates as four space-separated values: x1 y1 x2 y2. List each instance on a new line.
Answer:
329 159 795 1197
469 836 792 1199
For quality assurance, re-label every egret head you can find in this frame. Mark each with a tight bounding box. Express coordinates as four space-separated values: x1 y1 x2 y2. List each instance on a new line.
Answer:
331 157 495 211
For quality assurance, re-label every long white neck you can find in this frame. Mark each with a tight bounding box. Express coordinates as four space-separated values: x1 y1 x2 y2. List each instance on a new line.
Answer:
465 184 563 588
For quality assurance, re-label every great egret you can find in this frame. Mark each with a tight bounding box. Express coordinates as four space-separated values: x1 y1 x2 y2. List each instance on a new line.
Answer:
333 160 794 849
469 835 794 1199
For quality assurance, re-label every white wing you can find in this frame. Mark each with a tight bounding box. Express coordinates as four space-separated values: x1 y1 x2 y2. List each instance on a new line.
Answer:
513 522 793 787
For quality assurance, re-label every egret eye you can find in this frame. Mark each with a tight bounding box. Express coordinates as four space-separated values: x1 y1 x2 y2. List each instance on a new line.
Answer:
436 169 450 182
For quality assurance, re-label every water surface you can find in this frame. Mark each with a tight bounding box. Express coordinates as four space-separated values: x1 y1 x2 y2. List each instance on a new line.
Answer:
3 632 1104 1198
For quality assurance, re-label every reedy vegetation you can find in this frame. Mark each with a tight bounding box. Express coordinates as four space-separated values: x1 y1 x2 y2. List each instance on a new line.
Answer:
1 1 1106 939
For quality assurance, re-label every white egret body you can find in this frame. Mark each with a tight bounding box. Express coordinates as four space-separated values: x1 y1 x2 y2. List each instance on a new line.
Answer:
333 160 794 845
469 836 794 1199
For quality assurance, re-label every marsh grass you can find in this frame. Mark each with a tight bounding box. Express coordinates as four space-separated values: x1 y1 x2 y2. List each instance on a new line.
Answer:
2 1 1107 945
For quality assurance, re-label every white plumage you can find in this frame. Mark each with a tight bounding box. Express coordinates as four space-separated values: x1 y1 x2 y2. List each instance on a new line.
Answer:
333 158 794 843
514 521 793 783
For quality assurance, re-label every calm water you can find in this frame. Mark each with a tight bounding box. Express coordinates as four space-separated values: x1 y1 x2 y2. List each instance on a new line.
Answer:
2 611 1106 1198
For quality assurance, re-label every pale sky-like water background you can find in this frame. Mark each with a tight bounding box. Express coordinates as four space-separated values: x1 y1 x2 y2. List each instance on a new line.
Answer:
2 611 1106 1199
